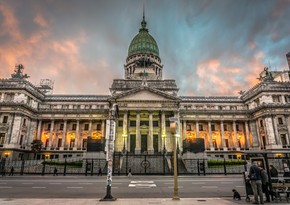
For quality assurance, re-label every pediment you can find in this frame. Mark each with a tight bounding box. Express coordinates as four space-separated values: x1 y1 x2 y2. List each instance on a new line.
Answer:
119 90 171 101
110 87 179 102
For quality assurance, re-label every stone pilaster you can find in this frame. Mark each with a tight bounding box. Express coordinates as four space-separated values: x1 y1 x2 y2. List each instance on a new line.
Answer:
122 111 128 151
245 121 250 148
265 116 279 148
74 120 79 149
89 120 92 137
208 121 214 150
161 111 166 151
61 120 67 148
287 116 290 145
48 120 54 148
232 121 238 149
250 120 259 148
148 111 154 153
196 121 199 138
135 111 141 154
220 121 226 150
36 120 42 140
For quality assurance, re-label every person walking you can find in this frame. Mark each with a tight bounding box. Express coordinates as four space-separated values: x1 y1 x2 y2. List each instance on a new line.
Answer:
249 161 263 204
9 166 14 176
53 167 58 176
128 168 132 177
98 167 102 176
260 166 270 202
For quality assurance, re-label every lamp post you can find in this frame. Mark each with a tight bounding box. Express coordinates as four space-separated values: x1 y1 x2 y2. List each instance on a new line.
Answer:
101 103 118 201
169 117 180 200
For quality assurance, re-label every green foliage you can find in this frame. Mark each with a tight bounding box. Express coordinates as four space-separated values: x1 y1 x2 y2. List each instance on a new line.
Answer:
208 159 246 167
43 160 83 168
31 139 43 159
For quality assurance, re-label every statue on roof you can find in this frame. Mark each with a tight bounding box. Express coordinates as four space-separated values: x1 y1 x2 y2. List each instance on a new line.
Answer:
257 67 273 82
11 64 30 80
11 64 29 79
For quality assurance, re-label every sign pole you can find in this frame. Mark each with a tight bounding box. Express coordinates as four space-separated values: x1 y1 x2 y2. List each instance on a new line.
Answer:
100 104 118 201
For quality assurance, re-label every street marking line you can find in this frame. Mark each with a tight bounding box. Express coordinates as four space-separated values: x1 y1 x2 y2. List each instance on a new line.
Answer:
67 187 83 189
202 186 218 188
235 185 245 188
131 181 154 184
167 186 183 189
32 187 46 189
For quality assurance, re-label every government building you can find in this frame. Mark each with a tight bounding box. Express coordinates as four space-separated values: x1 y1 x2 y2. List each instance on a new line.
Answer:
1 15 290 167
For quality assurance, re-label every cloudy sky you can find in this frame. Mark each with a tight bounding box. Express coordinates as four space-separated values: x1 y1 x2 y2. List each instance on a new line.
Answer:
0 0 290 96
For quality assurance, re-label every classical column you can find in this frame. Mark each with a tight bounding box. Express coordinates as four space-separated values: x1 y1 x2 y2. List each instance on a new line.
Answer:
245 121 250 148
220 121 226 150
74 120 79 149
183 120 187 142
272 116 280 145
89 120 92 137
148 111 154 153
232 121 238 149
286 115 290 145
61 120 67 148
48 120 54 148
265 116 278 147
36 120 42 140
161 111 166 151
101 120 105 138
122 111 128 151
250 120 259 148
208 121 214 150
135 111 141 154
195 121 199 138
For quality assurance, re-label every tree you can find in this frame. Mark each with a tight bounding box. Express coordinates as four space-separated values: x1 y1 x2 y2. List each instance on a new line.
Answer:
31 139 43 159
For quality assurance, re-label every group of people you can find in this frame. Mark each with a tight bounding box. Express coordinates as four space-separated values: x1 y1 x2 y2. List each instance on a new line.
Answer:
248 161 288 204
1 166 14 177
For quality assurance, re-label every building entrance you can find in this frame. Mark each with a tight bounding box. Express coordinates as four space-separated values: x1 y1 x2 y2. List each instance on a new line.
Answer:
141 135 147 153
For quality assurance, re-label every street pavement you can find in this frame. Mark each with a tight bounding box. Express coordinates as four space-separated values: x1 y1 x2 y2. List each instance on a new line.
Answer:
0 198 283 205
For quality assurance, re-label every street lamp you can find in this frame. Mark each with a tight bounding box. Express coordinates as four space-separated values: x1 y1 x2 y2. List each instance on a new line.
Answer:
169 117 180 200
101 103 118 201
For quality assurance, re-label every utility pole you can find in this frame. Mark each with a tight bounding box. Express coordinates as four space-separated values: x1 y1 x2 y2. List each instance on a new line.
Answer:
101 103 118 201
169 117 180 200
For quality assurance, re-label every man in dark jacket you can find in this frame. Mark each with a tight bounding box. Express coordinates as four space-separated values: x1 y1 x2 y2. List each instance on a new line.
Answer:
249 161 263 204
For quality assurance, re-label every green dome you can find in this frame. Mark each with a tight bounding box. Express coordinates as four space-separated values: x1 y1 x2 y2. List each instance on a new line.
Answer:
128 18 159 57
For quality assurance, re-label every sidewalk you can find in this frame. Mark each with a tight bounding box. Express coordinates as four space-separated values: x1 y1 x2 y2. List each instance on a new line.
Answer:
0 198 281 205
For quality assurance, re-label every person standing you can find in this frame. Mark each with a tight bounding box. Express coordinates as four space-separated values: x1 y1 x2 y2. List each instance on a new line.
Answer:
9 166 14 176
98 167 102 176
249 161 263 204
269 165 278 178
128 168 132 177
53 167 58 176
260 166 270 202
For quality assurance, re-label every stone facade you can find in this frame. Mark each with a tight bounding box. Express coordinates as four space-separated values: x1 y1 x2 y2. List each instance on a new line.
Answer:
0 17 290 161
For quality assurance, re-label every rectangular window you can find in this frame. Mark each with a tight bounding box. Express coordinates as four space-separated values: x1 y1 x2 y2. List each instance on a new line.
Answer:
165 121 170 127
224 124 228 131
19 135 24 145
72 124 77 130
211 124 215 131
23 119 26 126
118 120 123 127
47 123 51 130
236 124 240 131
153 121 159 127
278 117 283 125
2 116 8 123
84 124 89 130
60 124 64 130
130 120 136 127
186 124 192 131
96 124 101 130
260 120 264 127
199 124 203 131
140 121 149 126
0 133 5 145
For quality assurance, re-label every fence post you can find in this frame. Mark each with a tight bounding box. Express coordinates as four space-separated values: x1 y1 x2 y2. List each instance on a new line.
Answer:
244 158 247 172
203 159 206 176
41 159 45 176
223 158 227 176
91 159 94 176
85 159 88 176
197 159 200 176
63 159 67 176
20 159 25 175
